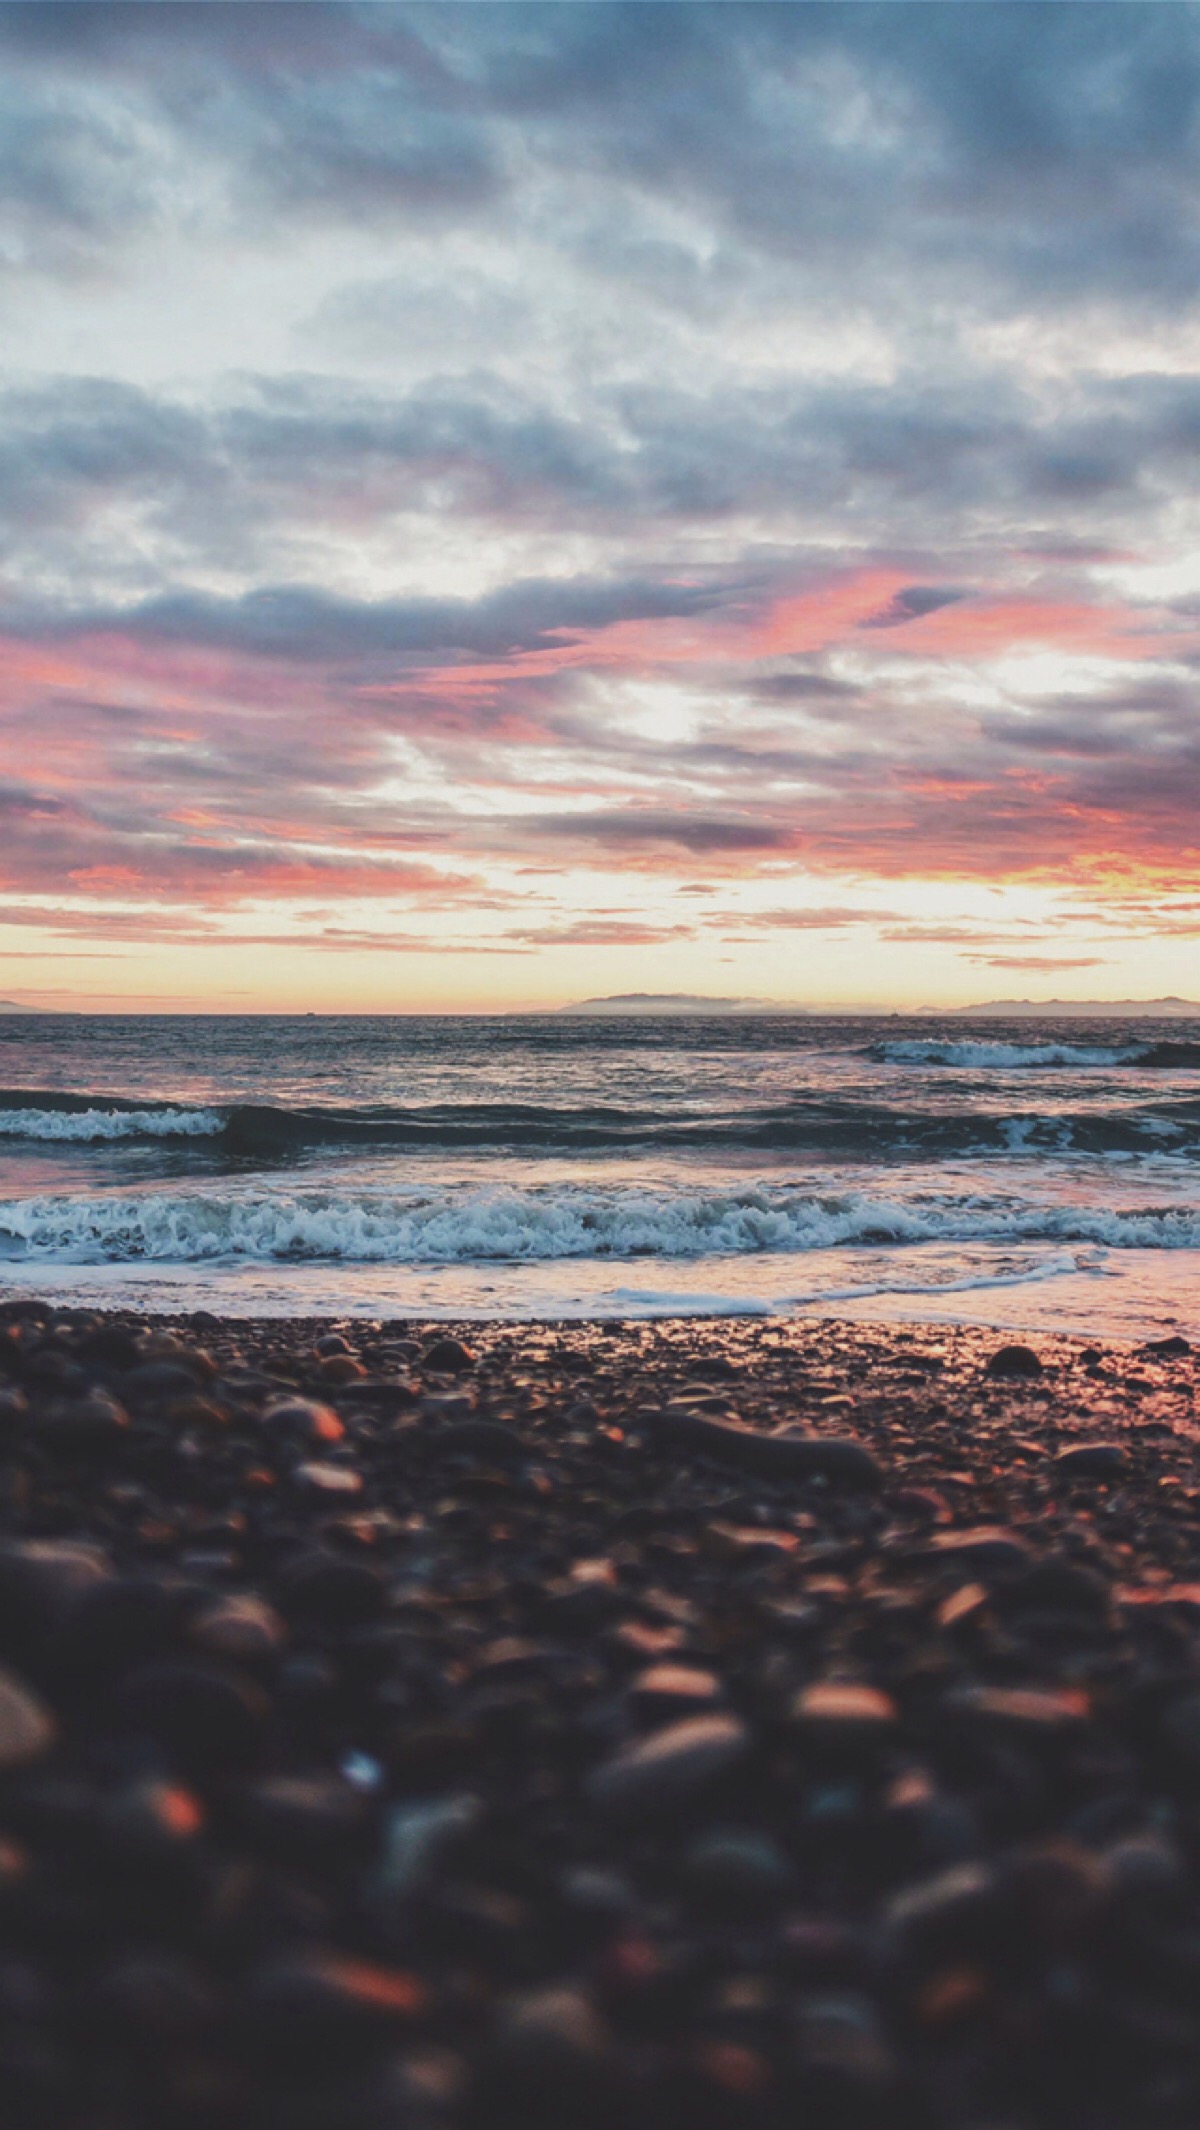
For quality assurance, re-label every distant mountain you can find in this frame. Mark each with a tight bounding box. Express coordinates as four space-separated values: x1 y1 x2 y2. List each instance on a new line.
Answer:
559 992 799 1016
0 1000 42 1014
950 997 1200 1018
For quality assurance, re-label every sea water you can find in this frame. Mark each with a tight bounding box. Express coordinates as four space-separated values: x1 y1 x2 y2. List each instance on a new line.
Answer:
0 1012 1196 1339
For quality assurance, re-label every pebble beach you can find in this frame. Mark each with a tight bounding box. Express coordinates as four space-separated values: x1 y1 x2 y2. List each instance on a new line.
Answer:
0 1301 1197 2127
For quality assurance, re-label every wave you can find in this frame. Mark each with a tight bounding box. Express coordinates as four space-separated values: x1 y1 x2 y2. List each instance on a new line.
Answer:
875 1037 1200 1070
0 1087 1198 1159
0 1103 222 1142
2 1181 1199 1265
874 1038 1138 1068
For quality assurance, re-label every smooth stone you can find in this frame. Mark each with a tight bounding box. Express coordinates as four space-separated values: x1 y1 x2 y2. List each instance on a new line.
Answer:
420 1390 477 1422
0 1389 28 1428
241 1950 426 2054
116 1660 268 1774
375 1793 482 1898
422 1337 476 1374
121 1361 203 1401
630 1663 723 1719
0 1541 114 1653
1053 1442 1130 1479
276 1552 386 1627
792 1680 898 1751
883 1862 998 1956
292 1460 363 1496
926 1526 1030 1571
432 1419 525 1461
100 1776 204 1853
316 1353 367 1384
1144 1334 1191 1356
188 1593 287 1662
233 1774 369 1859
646 1409 882 1488
793 1992 896 2100
944 1683 1090 1734
0 1670 55 1770
984 1343 1044 1379
260 1396 344 1445
1002 1555 1112 1616
683 1828 794 1909
39 1391 129 1450
586 1713 750 1819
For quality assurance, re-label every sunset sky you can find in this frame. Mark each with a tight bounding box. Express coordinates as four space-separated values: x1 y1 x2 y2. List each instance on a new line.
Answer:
3 0 1200 1011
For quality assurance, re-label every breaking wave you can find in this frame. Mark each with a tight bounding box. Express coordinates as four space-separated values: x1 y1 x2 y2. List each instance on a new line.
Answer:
0 1088 1198 1159
2 1181 1199 1265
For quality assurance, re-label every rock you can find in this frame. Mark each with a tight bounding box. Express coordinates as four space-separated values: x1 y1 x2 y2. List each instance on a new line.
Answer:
883 1862 999 1959
0 1540 113 1649
984 1343 1044 1379
188 1593 286 1662
375 1793 482 1898
925 1526 1030 1572
38 1391 129 1450
432 1419 525 1461
629 1664 723 1720
99 1777 205 1854
1144 1335 1191 1357
793 1993 897 2107
0 1670 55 1769
1002 1555 1112 1616
646 1409 882 1488
943 1684 1091 1736
0 1388 27 1429
291 1460 363 1496
422 1338 475 1374
276 1552 386 1628
791 1680 898 1753
1053 1442 1130 1479
121 1361 203 1402
317 1354 367 1385
683 1828 794 1911
479 1987 614 2122
240 1950 426 2058
586 1713 749 1819
115 1661 268 1774
260 1396 344 1446
233 1774 369 1860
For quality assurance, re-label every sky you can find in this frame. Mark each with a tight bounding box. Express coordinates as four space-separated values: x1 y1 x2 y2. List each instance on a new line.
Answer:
2 0 1200 1013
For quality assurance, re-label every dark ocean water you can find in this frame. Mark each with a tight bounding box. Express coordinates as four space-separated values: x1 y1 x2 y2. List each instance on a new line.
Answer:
0 1012 1196 1336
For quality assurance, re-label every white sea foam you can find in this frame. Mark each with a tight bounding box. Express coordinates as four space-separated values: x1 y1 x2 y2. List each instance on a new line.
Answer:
1 1181 1198 1264
878 1040 1135 1069
0 1107 224 1142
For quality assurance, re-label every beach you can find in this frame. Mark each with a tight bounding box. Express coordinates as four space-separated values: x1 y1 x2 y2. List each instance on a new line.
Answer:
0 1298 1197 2127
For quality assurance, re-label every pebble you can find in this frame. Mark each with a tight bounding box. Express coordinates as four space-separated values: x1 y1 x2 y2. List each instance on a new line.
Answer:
629 1663 723 1718
791 1680 898 1752
2 1305 1199 2127
422 1337 476 1374
115 1660 268 1774
925 1525 1030 1570
291 1459 363 1495
0 1670 55 1769
260 1395 345 1445
648 1408 883 1488
586 1713 750 1818
984 1342 1045 1378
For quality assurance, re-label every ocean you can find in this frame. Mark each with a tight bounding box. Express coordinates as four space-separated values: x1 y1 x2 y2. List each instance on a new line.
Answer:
0 1011 1197 1340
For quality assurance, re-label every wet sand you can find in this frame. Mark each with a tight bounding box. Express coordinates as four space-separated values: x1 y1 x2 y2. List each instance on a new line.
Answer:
0 1299 1197 2127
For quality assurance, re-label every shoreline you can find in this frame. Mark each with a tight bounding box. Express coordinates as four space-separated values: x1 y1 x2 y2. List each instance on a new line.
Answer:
0 1299 1198 2125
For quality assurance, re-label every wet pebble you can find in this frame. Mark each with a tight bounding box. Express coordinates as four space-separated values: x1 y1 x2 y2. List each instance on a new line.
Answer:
586 1713 750 1819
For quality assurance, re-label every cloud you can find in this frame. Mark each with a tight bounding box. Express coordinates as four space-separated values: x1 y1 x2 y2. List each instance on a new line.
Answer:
965 954 1110 970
